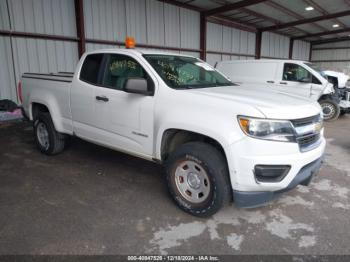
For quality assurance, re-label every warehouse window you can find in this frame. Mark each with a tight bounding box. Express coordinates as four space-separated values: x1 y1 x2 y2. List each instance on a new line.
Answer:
80 54 104 85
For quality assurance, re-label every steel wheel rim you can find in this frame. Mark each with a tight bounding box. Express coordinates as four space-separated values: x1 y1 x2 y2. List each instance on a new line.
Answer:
174 160 211 204
321 103 335 119
37 122 49 150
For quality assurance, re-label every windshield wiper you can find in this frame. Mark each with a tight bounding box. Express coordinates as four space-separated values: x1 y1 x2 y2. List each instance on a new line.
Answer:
176 83 235 89
216 83 236 86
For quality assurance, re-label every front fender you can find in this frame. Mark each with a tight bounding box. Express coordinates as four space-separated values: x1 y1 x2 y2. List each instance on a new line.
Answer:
154 119 244 161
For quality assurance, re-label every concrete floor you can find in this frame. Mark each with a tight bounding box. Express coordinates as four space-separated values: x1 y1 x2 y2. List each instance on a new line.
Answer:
0 116 349 255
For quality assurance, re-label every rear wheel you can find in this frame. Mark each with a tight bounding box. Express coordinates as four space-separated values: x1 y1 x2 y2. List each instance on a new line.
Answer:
34 112 66 155
165 142 231 217
319 99 340 121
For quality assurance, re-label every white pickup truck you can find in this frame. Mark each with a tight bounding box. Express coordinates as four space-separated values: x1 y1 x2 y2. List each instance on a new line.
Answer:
19 49 325 217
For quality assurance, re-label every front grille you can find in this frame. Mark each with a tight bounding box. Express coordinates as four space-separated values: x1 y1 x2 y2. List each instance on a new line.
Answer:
291 114 321 127
291 114 322 151
297 133 320 149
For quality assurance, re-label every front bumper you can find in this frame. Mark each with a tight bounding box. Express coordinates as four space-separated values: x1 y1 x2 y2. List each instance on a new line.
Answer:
225 132 326 208
233 155 324 208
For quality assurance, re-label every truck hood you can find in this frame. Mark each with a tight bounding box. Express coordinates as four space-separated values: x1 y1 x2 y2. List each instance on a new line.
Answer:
324 70 349 88
188 85 321 119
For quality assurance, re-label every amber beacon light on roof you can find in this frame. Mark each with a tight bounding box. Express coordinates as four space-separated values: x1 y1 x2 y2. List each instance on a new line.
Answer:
125 37 135 49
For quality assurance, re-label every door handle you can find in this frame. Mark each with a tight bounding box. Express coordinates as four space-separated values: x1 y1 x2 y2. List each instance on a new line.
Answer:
267 80 275 83
96 96 109 102
279 82 288 85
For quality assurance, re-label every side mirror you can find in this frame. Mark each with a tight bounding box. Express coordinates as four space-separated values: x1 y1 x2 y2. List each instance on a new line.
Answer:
299 77 311 83
124 78 152 95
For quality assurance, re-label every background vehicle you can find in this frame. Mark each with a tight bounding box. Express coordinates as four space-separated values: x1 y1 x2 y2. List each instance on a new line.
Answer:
324 70 350 116
19 49 325 217
215 59 345 121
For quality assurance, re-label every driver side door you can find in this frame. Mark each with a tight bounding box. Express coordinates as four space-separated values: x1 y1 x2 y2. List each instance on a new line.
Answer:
275 63 313 98
93 53 156 157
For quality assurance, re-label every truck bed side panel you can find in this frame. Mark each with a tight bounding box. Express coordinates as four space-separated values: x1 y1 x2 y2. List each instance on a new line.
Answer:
21 73 73 134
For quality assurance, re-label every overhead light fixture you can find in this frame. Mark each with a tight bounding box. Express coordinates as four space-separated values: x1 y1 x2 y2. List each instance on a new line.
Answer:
305 6 314 11
333 24 339 28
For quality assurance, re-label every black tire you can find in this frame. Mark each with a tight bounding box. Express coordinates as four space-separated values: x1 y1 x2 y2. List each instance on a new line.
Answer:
34 112 66 155
339 110 346 117
319 99 340 121
164 142 231 217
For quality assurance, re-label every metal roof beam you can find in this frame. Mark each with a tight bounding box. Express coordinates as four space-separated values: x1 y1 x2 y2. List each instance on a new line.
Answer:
303 0 347 28
312 36 350 45
264 1 327 32
157 0 202 11
261 10 350 31
203 0 268 17
206 15 257 32
240 7 310 35
294 28 350 39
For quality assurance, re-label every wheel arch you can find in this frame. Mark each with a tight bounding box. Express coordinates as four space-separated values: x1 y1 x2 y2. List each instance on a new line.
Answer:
31 102 50 120
159 128 230 171
318 94 335 102
30 101 61 132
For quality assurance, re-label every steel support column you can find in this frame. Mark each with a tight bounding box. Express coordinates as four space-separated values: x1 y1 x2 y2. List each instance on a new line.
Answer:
200 13 207 60
255 30 262 59
75 0 86 58
309 43 312 61
289 38 294 59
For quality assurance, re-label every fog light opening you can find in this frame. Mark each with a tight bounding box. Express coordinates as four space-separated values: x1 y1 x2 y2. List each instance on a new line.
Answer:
254 165 291 183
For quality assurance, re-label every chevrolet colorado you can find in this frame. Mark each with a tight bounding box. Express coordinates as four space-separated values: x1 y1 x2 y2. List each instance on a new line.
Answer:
20 49 325 217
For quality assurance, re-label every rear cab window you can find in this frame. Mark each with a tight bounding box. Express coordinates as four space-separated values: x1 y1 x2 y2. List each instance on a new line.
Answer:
80 53 104 84
80 52 154 94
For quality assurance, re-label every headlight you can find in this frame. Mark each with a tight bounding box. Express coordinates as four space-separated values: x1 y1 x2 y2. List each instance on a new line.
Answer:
238 116 296 142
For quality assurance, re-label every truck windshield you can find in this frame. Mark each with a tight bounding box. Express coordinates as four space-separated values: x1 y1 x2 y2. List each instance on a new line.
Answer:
304 62 328 80
143 55 234 89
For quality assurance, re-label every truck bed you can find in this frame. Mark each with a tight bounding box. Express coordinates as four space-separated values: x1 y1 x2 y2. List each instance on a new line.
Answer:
21 72 73 134
22 72 73 83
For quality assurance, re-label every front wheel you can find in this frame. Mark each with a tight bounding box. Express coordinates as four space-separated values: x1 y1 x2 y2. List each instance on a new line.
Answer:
319 99 340 121
164 142 231 217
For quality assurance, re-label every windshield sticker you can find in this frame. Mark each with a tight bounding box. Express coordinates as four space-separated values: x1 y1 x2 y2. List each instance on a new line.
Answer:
195 62 214 71
157 60 196 85
110 60 137 71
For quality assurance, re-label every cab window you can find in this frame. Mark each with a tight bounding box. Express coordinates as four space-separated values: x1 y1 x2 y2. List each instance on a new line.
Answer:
80 54 104 84
101 54 153 92
282 63 311 82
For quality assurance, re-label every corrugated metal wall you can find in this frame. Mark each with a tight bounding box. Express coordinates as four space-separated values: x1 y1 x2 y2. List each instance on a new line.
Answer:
206 22 256 66
0 0 16 100
7 0 79 78
0 0 203 102
0 36 17 100
261 32 289 59
1 0 313 102
312 41 350 75
292 40 310 61
0 0 79 102
84 0 200 54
